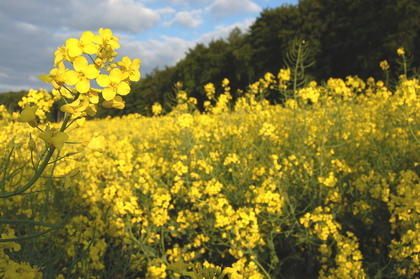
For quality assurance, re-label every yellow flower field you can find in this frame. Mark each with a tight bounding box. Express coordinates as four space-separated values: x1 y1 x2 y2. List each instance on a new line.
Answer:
1 30 420 278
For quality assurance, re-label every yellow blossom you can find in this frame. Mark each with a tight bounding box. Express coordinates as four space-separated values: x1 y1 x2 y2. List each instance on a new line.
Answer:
18 105 38 127
83 134 105 152
96 28 120 50
152 102 163 116
380 60 390 71
65 30 99 57
39 61 68 90
39 127 69 150
117 56 141 81
64 56 100 93
102 95 126 109
97 68 130 100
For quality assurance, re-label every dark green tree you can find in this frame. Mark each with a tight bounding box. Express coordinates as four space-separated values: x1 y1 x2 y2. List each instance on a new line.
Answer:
247 5 301 80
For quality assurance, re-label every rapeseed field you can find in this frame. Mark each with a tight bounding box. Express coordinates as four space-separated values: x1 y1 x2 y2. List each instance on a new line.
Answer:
1 30 420 278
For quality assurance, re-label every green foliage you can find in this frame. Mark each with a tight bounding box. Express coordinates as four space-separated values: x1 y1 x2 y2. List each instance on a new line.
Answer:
0 90 27 112
121 0 419 118
247 5 301 81
284 38 315 97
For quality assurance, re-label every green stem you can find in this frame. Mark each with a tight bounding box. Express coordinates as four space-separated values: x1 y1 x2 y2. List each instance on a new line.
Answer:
1 146 15 191
0 218 63 227
403 54 407 78
0 112 71 199
0 147 56 198
0 227 60 242
251 255 272 279
293 42 303 104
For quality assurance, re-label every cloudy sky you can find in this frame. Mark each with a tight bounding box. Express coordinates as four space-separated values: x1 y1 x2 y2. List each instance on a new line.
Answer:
0 0 298 93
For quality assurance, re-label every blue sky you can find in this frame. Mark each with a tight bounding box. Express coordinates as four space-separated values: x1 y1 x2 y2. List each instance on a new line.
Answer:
0 0 298 93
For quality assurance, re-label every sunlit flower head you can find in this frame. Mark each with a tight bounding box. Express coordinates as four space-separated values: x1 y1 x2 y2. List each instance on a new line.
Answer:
18 105 38 127
66 31 99 58
380 60 390 71
60 96 90 117
397 48 405 56
82 133 105 152
117 56 141 82
102 95 125 109
39 127 69 150
97 68 130 100
96 28 120 51
39 61 67 90
64 56 100 93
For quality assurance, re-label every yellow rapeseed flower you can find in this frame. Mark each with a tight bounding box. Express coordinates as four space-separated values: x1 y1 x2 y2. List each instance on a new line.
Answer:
39 61 67 90
83 134 105 152
1 229 21 252
102 95 126 109
60 96 95 117
117 56 141 82
96 28 120 50
397 48 405 56
152 102 163 116
380 60 390 71
39 127 69 150
64 56 100 93
66 31 99 58
18 105 38 127
97 68 130 100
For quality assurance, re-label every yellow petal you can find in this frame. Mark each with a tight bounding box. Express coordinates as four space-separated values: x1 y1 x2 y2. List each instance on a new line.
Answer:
121 56 130 67
84 65 100 79
75 117 86 127
51 132 69 150
76 78 90 93
39 131 54 146
96 74 110 87
84 43 99 54
60 104 75 114
129 70 140 81
117 81 130 95
85 105 97 117
85 135 105 151
109 68 123 83
66 38 82 57
64 70 79 86
102 87 116 101
18 105 38 122
39 74 53 83
73 56 88 71
80 31 94 42
132 58 141 68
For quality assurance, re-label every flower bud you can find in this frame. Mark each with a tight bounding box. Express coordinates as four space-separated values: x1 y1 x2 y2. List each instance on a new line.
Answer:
397 48 405 56
28 138 36 152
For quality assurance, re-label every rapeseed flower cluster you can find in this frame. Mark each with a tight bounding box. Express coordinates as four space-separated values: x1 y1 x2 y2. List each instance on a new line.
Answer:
39 28 140 114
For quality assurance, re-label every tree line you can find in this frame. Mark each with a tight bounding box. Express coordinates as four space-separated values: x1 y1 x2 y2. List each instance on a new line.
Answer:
2 0 420 117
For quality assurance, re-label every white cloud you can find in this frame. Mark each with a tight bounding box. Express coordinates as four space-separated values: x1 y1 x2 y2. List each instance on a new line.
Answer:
15 22 39 33
196 17 255 44
164 10 203 28
118 35 194 74
119 17 256 75
0 0 268 92
162 0 212 6
206 0 260 18
68 0 161 33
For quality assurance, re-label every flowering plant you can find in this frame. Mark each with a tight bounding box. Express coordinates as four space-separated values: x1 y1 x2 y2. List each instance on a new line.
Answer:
0 28 140 278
